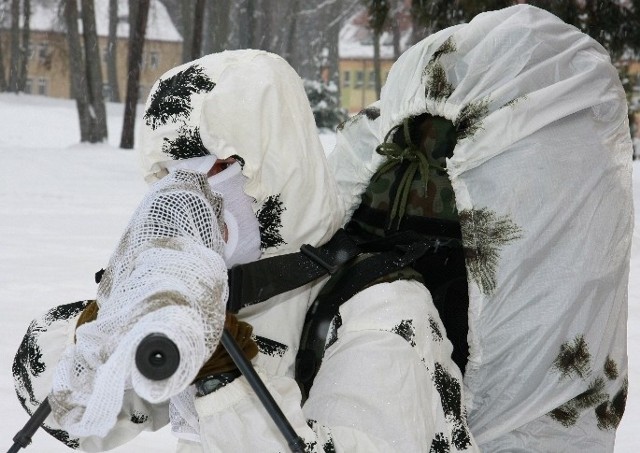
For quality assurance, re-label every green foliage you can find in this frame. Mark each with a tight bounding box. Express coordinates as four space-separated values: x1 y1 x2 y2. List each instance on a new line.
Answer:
304 79 348 130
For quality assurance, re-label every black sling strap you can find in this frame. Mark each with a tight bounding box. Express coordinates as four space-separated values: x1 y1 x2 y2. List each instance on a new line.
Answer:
295 240 440 399
226 228 361 313
225 228 442 313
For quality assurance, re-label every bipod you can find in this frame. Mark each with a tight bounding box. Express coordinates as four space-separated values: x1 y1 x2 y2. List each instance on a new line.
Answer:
7 397 51 453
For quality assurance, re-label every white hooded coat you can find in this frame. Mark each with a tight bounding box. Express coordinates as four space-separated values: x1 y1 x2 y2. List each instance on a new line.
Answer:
13 50 476 452
330 5 633 452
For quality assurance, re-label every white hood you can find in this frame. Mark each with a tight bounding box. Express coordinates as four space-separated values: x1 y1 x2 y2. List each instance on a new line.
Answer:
331 5 633 450
140 50 345 257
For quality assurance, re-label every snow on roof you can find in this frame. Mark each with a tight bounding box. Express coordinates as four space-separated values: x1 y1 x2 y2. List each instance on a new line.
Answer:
16 0 182 43
338 8 412 60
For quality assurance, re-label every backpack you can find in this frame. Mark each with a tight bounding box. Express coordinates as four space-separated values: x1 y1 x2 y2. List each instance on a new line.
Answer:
228 114 469 400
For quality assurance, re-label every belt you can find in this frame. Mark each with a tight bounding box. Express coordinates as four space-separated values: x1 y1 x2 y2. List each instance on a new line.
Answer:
194 369 242 397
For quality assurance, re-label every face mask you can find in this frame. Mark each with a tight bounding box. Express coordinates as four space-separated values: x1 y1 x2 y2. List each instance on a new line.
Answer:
207 162 262 267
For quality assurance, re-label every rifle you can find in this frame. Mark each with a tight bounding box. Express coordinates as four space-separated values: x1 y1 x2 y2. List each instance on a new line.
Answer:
8 329 305 453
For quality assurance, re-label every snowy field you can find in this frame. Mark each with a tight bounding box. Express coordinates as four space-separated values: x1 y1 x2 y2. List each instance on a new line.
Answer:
0 93 637 452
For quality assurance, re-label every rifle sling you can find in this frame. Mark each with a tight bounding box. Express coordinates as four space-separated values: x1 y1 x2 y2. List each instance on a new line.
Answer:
226 228 361 313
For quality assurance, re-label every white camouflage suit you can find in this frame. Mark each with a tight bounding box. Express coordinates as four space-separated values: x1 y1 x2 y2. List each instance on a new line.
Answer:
13 49 477 452
13 4 632 452
332 4 632 452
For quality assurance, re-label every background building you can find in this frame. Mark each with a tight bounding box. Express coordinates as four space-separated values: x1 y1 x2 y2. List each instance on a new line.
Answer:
0 0 182 102
338 4 413 114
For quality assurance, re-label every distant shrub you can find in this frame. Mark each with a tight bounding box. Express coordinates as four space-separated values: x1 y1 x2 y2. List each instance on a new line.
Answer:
304 79 348 130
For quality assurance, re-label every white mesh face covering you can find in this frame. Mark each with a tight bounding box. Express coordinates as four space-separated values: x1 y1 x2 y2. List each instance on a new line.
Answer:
48 170 228 438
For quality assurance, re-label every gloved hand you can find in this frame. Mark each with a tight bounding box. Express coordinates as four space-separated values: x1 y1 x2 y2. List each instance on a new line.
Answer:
194 312 259 381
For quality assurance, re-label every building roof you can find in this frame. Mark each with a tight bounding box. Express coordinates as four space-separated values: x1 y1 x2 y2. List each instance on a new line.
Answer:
338 4 413 60
6 0 182 43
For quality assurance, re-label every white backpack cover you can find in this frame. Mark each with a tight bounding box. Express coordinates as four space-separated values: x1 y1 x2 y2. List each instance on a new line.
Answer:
330 5 633 451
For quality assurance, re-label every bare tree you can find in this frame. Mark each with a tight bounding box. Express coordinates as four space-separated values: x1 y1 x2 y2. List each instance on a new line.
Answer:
246 0 256 48
391 0 402 59
180 0 193 62
365 0 389 99
0 37 7 91
64 0 92 141
120 0 150 149
63 0 108 142
283 0 301 63
106 0 120 102
189 0 206 59
17 0 30 92
81 0 108 141
0 2 7 91
8 0 20 92
204 0 231 53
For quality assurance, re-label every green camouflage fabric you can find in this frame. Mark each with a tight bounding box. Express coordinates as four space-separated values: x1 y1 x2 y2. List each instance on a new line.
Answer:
354 115 458 236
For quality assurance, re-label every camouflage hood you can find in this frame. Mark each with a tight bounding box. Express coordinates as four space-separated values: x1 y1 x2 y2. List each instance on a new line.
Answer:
139 50 345 258
331 5 633 450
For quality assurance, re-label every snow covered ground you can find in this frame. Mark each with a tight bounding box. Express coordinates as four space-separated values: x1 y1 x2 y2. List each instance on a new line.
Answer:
0 93 637 451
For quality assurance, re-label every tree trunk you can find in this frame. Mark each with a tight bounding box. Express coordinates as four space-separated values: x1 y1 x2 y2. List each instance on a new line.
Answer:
64 0 92 142
0 33 7 91
206 0 231 53
261 0 275 51
373 29 382 99
17 0 30 91
391 0 401 59
246 0 256 48
81 0 108 142
324 0 344 85
107 0 120 102
283 0 300 64
187 0 205 60
120 0 150 149
181 0 193 62
8 0 20 92
189 0 206 60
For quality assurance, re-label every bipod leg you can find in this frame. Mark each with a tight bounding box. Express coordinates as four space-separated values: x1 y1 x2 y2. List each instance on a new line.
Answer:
221 329 305 453
8 397 51 453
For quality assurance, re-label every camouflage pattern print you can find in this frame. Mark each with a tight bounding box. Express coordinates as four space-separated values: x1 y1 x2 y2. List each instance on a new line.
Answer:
359 115 459 229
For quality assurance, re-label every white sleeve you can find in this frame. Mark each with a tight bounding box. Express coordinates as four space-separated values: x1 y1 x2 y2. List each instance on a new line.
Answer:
192 280 479 452
47 170 228 439
13 170 229 449
13 302 169 452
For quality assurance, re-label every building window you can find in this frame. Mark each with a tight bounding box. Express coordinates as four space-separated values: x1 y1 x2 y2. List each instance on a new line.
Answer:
149 51 159 69
37 78 48 96
355 71 364 88
24 79 32 94
102 84 112 101
38 42 50 60
343 71 350 87
368 70 376 88
38 42 52 69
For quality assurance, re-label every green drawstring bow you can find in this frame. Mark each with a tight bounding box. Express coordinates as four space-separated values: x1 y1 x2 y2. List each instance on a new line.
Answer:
373 118 445 228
